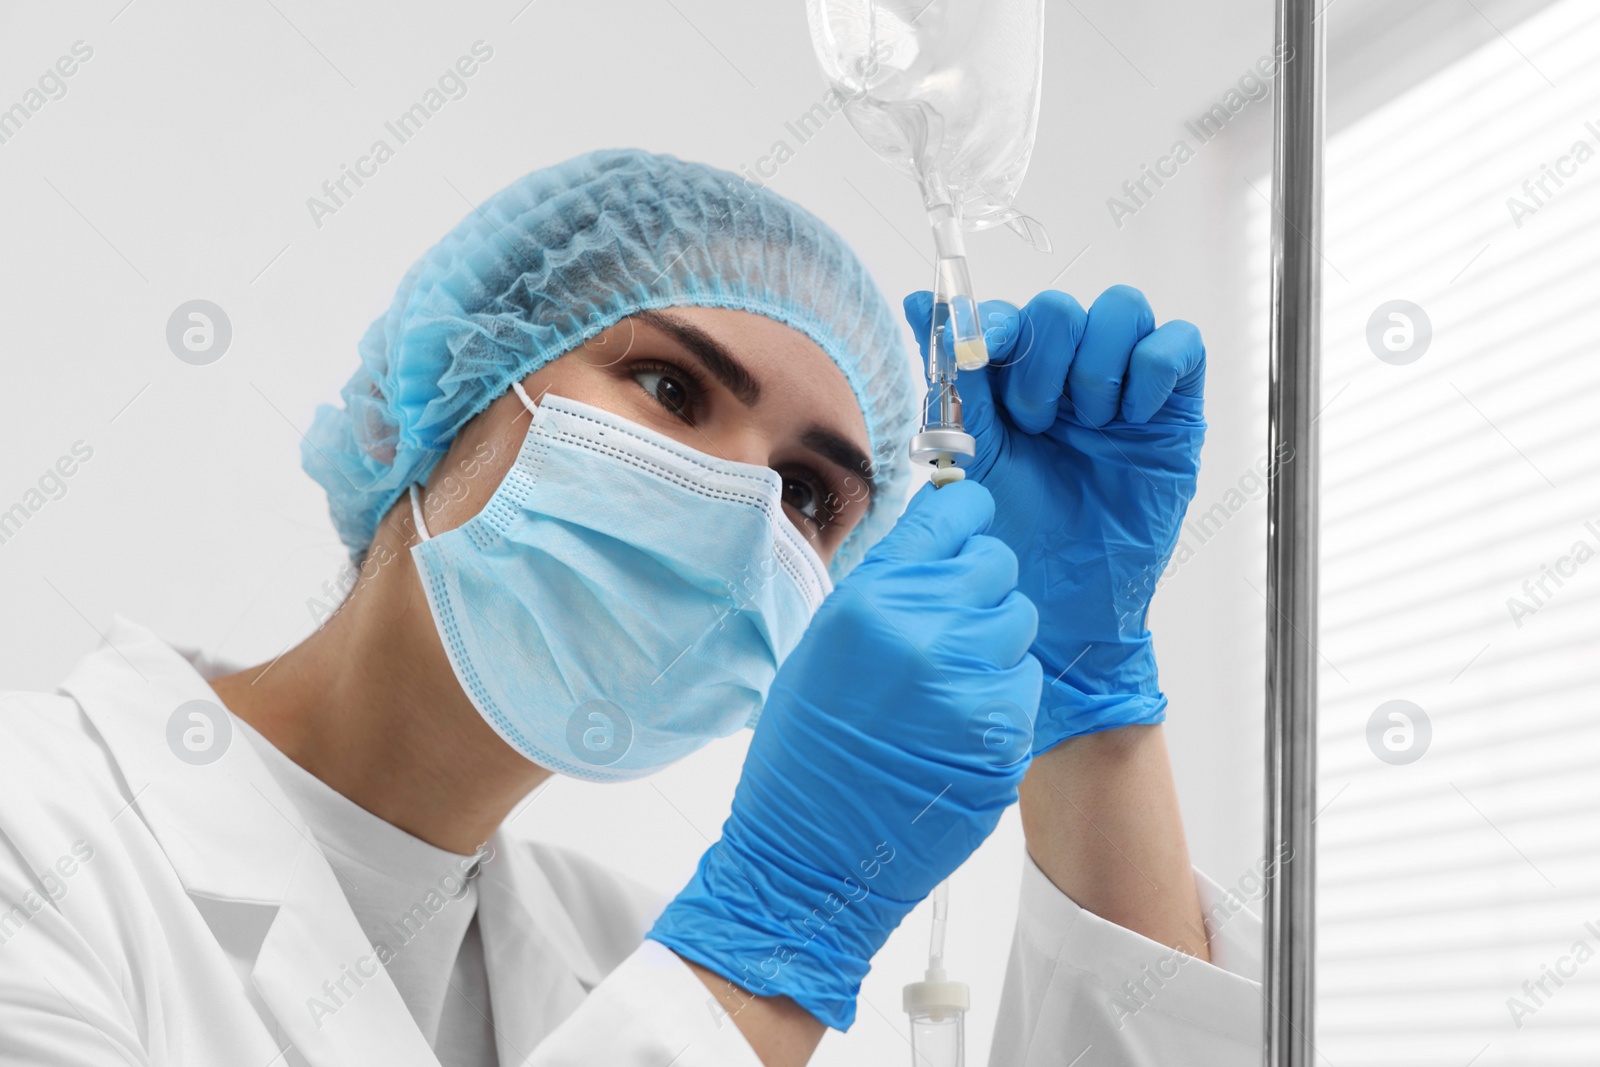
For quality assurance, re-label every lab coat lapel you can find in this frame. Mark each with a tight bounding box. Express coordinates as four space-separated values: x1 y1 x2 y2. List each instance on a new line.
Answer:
476 828 602 1065
250 836 442 1066
62 616 442 1067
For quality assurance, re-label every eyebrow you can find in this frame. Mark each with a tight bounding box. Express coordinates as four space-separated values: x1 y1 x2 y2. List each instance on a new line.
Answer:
636 310 761 406
637 310 876 502
803 426 877 501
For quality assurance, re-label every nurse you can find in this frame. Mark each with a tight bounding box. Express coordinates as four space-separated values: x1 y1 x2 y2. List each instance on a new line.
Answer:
0 149 1260 1065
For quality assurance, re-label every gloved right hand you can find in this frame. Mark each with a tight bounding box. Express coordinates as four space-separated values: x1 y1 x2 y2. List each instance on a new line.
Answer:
647 480 1042 1031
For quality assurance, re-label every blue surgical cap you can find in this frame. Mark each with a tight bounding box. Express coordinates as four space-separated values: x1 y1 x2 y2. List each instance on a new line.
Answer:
303 148 916 577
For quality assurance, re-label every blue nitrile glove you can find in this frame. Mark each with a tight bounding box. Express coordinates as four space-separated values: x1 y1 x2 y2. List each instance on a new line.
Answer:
647 480 1042 1031
904 286 1206 753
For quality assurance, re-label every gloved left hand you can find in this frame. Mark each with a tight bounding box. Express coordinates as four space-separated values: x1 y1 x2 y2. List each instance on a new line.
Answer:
905 285 1206 754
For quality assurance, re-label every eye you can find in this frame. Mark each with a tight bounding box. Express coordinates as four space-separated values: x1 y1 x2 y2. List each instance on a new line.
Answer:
631 361 701 421
780 472 827 521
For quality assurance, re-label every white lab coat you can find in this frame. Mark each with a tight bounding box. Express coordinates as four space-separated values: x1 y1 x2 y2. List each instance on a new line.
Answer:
0 618 1262 1065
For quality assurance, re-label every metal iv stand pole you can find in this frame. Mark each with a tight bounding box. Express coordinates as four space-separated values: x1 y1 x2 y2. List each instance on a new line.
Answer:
1265 0 1323 1064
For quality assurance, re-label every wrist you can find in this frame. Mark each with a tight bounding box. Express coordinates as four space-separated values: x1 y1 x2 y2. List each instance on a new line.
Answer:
1034 669 1167 753
1018 724 1210 959
680 957 826 1066
647 832 913 1031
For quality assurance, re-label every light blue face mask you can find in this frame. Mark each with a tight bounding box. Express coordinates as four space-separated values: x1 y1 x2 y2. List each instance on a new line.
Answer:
409 385 833 783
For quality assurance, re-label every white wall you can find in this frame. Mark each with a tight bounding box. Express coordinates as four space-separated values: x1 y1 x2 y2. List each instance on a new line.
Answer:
0 1 1279 1060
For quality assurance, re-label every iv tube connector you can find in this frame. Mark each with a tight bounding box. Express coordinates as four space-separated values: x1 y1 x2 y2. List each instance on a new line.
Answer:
904 881 969 1066
912 199 985 488
927 202 988 373
911 310 976 487
910 429 973 487
904 971 969 1067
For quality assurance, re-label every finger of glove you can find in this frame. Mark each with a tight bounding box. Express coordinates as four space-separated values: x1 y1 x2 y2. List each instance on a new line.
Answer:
981 589 1040 669
902 290 941 358
1070 285 1156 428
970 650 1045 746
998 291 1087 434
944 534 1019 609
980 298 1025 366
932 591 1038 697
953 362 1002 470
871 480 995 566
1121 319 1207 424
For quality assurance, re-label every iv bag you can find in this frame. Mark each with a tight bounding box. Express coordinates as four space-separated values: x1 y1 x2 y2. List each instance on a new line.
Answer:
806 0 1050 248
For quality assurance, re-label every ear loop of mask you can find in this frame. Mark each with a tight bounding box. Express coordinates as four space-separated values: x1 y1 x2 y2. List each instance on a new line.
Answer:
409 380 541 546
409 484 432 543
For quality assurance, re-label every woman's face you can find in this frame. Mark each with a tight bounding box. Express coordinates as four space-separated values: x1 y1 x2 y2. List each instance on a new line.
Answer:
420 307 877 564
